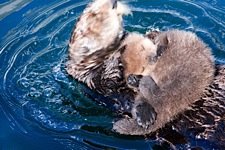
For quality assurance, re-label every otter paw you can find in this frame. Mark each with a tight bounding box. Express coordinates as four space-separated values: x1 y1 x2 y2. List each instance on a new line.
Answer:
134 101 157 129
127 74 143 88
113 119 136 134
113 118 148 135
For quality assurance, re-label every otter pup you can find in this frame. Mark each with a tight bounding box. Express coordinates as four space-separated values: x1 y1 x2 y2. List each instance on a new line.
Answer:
113 30 215 135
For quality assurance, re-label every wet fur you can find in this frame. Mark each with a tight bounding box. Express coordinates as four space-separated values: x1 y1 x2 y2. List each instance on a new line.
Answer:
113 30 215 135
66 0 131 88
66 0 138 114
65 0 223 138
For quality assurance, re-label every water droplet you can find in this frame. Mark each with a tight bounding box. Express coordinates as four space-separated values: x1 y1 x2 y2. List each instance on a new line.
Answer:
43 88 53 97
28 89 42 97
29 72 37 78
18 78 29 88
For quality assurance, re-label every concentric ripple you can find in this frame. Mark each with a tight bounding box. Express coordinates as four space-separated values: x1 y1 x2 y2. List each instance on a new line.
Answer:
0 0 225 149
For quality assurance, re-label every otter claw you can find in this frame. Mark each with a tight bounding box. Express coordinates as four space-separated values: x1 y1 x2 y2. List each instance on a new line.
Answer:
136 115 150 129
127 74 143 88
134 100 157 129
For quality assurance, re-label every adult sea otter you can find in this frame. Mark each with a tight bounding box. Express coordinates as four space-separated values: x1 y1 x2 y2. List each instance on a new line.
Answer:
66 0 135 113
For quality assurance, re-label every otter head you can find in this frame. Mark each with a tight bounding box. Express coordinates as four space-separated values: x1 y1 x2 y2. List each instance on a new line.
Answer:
121 33 158 82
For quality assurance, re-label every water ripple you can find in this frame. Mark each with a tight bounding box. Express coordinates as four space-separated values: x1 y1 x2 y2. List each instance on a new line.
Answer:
0 0 225 149
0 0 32 20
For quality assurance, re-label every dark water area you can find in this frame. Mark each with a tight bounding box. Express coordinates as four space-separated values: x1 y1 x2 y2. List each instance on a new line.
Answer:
0 0 225 150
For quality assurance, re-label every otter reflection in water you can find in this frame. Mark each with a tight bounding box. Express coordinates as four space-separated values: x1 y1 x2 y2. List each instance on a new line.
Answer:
66 0 225 142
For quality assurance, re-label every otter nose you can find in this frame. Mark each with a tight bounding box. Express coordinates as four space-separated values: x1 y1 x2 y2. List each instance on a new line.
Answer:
111 0 117 9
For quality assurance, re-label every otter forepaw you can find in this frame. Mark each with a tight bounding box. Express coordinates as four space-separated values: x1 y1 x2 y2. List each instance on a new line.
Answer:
134 101 157 129
127 74 143 88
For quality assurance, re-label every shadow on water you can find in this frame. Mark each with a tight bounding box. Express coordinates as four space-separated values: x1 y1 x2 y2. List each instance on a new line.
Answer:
0 0 225 149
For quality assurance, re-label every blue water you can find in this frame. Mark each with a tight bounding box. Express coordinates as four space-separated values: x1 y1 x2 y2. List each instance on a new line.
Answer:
0 0 225 149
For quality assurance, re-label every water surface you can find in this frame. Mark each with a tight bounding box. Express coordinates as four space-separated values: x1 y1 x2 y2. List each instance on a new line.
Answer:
0 0 225 149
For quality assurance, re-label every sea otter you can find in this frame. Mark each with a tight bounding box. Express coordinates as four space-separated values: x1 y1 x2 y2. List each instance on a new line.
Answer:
66 0 136 113
66 0 222 138
66 0 161 125
113 30 215 135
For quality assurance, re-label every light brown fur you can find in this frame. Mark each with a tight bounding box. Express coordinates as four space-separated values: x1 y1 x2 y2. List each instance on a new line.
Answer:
66 0 131 88
113 30 215 135
121 33 158 81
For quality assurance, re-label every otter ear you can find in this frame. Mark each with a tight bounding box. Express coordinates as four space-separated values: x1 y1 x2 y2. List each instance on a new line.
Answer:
111 0 117 9
145 30 160 40
156 36 168 57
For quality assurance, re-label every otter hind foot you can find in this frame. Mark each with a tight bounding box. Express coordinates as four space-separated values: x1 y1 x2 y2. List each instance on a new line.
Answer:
134 98 157 129
113 99 157 135
113 118 145 135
